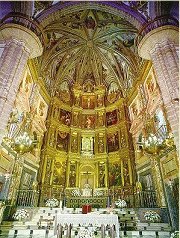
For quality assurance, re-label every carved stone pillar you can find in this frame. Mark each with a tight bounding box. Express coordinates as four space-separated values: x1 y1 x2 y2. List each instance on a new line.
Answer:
0 23 43 143
138 26 179 149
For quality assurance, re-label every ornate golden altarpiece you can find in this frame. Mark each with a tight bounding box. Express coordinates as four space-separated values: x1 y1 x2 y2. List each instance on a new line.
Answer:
38 80 136 207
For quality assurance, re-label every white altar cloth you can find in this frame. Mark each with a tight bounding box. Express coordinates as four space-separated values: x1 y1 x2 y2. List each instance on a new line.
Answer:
56 213 119 237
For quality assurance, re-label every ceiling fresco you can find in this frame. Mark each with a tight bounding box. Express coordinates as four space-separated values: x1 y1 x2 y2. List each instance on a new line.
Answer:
36 2 147 97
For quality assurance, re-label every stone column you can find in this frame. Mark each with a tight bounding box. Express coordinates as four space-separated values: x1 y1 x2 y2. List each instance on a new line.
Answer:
138 26 179 149
0 23 43 144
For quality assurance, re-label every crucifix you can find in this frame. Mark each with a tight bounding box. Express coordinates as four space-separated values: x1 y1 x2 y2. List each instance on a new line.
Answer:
83 171 91 184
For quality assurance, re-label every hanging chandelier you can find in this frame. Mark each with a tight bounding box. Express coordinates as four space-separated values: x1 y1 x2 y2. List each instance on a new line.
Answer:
141 125 174 155
11 131 36 155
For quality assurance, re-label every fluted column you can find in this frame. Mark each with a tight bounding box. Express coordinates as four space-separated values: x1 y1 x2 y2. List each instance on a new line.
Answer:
138 26 179 149
0 23 43 143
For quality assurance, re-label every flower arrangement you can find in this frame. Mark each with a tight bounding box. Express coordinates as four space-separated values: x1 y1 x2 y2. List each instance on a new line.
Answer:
45 198 59 208
170 231 179 238
115 199 127 208
13 209 29 221
77 227 95 238
72 189 81 197
144 210 161 223
93 190 104 197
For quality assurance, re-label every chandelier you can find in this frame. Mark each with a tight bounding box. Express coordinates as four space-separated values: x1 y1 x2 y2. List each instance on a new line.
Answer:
11 131 36 154
141 125 174 155
3 111 37 155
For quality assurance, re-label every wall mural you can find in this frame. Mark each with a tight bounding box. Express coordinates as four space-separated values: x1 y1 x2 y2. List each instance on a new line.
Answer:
60 109 71 126
107 131 119 152
109 162 122 186
56 131 69 152
53 160 66 186
106 110 118 126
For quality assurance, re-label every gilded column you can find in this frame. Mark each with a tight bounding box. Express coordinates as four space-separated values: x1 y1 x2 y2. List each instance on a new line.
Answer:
138 25 179 149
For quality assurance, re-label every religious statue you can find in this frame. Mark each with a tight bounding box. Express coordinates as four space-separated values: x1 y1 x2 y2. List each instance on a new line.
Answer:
82 183 92 197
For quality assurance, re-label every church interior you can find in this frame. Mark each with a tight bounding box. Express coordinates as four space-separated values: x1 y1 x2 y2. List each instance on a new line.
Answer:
0 1 179 238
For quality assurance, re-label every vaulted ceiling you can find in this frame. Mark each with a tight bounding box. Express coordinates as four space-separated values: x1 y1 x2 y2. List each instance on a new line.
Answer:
36 2 146 97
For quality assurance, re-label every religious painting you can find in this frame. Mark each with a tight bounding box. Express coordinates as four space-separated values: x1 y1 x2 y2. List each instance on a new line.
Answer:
71 133 78 153
59 81 71 104
106 110 118 126
56 131 69 152
107 131 119 152
52 160 66 186
81 136 94 155
123 160 130 186
69 162 76 187
106 81 120 104
98 133 105 153
60 109 71 126
109 162 122 186
82 114 95 129
81 95 95 109
99 163 105 187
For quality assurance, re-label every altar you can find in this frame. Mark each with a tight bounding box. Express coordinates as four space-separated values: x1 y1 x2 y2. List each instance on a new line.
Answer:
56 213 119 238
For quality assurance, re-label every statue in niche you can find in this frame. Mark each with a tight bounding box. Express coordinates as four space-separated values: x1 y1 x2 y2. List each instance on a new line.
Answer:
49 130 56 147
73 112 78 126
98 137 104 153
97 95 103 107
69 170 76 187
82 183 92 197
71 137 78 153
99 164 105 187
81 137 94 154
120 130 127 148
98 113 104 127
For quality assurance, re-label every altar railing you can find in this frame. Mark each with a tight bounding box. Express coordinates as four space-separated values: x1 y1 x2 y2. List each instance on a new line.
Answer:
16 189 39 207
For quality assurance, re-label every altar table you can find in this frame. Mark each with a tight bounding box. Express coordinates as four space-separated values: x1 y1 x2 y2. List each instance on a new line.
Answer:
56 213 119 237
